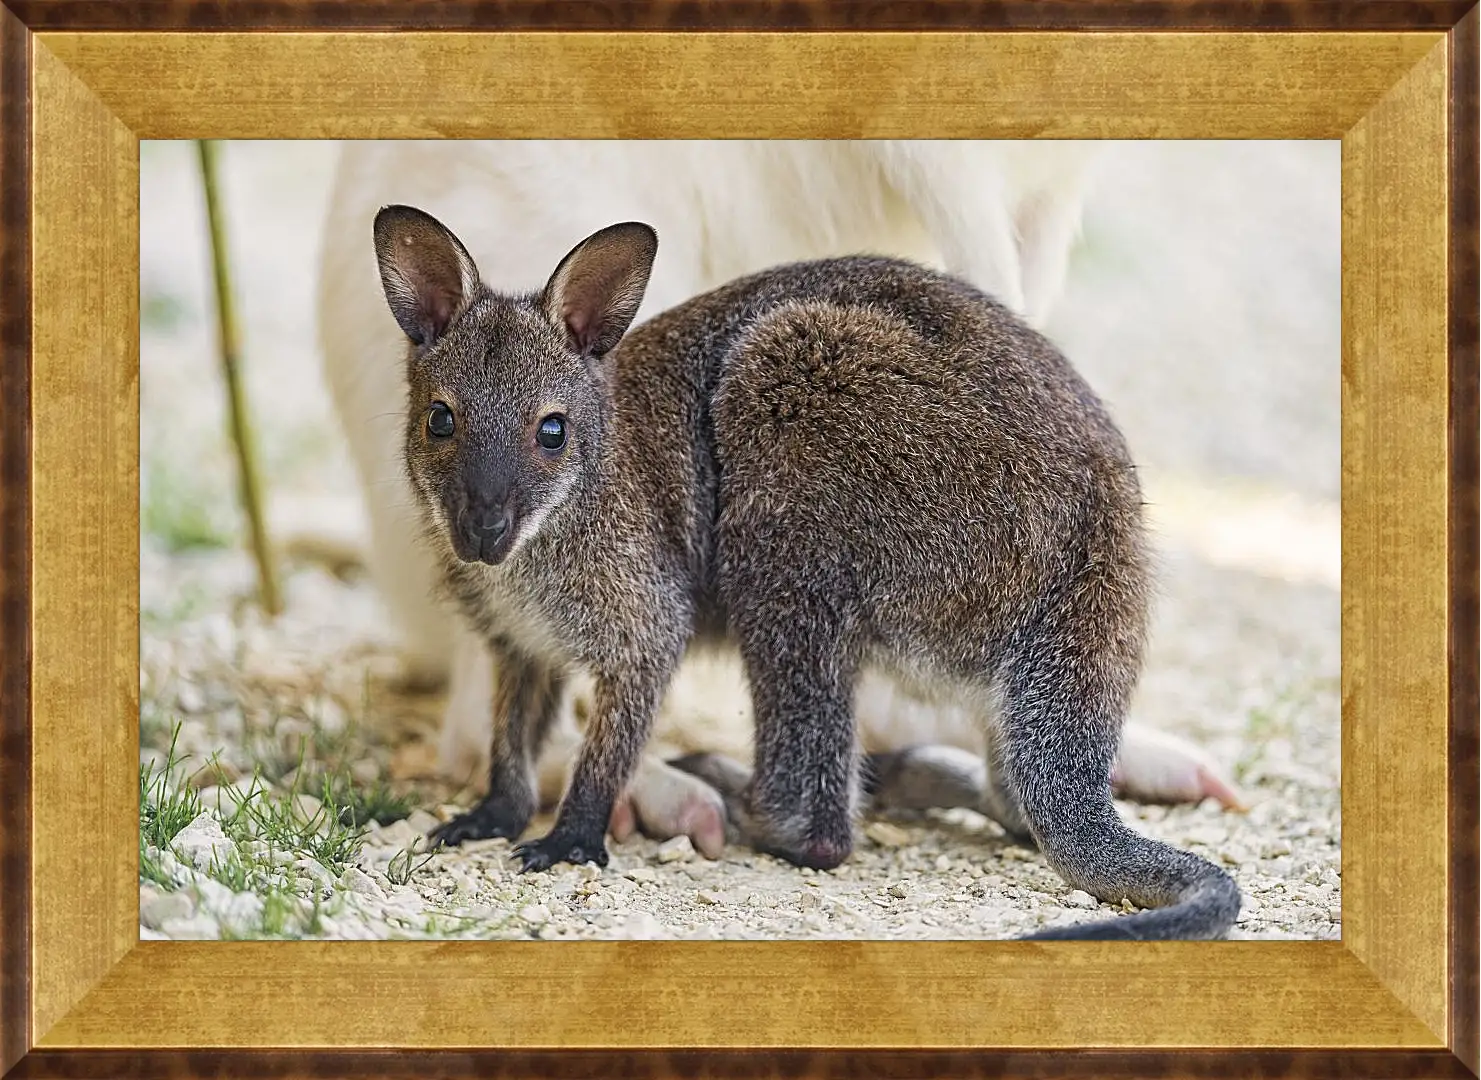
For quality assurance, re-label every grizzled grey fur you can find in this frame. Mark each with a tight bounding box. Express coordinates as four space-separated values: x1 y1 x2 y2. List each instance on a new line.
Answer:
372 204 1242 940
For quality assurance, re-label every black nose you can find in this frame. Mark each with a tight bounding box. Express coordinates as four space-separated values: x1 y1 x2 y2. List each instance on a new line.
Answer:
471 507 512 541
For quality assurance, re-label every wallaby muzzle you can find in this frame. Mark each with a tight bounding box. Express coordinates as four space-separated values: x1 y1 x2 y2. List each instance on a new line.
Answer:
450 480 518 565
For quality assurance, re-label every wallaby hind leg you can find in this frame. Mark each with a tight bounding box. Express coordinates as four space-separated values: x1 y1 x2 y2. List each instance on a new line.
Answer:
979 727 1035 843
865 731 1035 845
996 580 1242 941
672 740 1033 848
859 737 1033 846
728 610 861 871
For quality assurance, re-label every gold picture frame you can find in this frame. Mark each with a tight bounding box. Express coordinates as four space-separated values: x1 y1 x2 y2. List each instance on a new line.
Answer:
0 3 1476 1076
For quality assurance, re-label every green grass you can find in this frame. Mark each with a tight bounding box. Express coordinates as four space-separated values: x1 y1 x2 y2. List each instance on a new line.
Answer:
324 775 418 828
139 723 203 850
237 695 423 829
216 877 332 940
303 893 328 936
141 580 217 632
385 839 436 887
142 457 233 553
421 912 487 937
138 674 434 934
258 890 297 937
139 846 178 889
209 752 368 876
203 848 254 892
141 290 190 334
139 697 178 748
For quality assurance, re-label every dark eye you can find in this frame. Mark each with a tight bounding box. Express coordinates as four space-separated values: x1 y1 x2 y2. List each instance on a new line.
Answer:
536 414 567 451
427 401 455 439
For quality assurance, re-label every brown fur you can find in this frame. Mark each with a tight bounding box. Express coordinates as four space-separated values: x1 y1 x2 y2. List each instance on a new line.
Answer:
372 205 1242 939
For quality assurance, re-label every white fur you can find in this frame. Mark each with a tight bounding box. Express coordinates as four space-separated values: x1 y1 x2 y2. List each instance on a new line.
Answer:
317 140 1234 815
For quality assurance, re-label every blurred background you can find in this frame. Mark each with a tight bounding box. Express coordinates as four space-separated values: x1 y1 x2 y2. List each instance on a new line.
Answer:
138 140 1341 940
142 139 1340 582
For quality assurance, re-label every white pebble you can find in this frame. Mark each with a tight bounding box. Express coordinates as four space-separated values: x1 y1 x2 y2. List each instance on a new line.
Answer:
339 866 385 899
626 867 657 884
170 812 236 872
372 819 421 850
887 883 909 899
865 821 911 847
519 903 551 925
292 857 334 889
140 889 196 929
405 809 441 834
619 911 665 939
656 835 695 863
1063 890 1098 909
456 838 508 855
159 913 221 939
291 793 323 825
176 682 207 714
219 891 264 931
192 877 234 913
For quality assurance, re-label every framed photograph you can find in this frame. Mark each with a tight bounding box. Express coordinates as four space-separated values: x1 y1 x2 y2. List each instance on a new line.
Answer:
1 2 1476 1077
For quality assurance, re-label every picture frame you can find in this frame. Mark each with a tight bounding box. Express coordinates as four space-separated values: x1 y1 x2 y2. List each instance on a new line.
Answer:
1 1 1476 1076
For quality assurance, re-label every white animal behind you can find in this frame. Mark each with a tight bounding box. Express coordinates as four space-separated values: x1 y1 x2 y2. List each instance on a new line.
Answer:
316 139 1240 855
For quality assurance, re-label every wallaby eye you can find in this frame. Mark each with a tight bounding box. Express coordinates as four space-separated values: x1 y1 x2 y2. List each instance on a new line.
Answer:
536 414 568 451
427 402 456 439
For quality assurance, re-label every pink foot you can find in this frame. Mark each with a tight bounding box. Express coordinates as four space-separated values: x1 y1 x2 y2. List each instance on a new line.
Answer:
608 756 729 858
1112 724 1248 811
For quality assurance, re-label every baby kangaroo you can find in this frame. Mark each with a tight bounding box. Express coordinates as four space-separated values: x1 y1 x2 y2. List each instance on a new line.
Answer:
374 205 1243 940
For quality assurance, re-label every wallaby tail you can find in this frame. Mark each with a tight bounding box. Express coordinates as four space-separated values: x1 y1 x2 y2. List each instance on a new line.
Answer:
998 530 1244 942
856 741 1242 939
1019 821 1242 940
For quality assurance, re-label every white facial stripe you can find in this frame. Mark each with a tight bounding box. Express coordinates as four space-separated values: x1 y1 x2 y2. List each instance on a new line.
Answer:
505 471 580 561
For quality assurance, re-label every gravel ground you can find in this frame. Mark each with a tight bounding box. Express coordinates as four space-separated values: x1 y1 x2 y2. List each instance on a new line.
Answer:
137 140 1340 942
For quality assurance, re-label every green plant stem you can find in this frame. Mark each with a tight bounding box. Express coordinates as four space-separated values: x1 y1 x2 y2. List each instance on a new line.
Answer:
196 139 282 617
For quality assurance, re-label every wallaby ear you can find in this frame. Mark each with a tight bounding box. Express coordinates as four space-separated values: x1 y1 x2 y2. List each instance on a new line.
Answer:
373 205 482 348
540 222 658 360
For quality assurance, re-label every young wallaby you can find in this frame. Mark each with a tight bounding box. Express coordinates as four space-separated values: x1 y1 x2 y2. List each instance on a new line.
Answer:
318 141 1242 850
318 141 1103 806
374 205 1243 940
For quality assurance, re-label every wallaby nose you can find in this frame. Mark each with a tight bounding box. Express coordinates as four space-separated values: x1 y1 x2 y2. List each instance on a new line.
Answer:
471 506 512 541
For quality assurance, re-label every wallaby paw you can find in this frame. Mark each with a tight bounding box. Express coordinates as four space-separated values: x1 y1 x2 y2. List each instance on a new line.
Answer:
610 758 730 859
608 797 639 843
757 833 853 872
1112 725 1248 811
512 830 609 873
427 795 531 849
743 807 854 871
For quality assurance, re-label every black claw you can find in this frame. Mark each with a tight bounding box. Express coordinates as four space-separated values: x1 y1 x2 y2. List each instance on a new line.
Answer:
425 797 531 850
512 832 609 873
